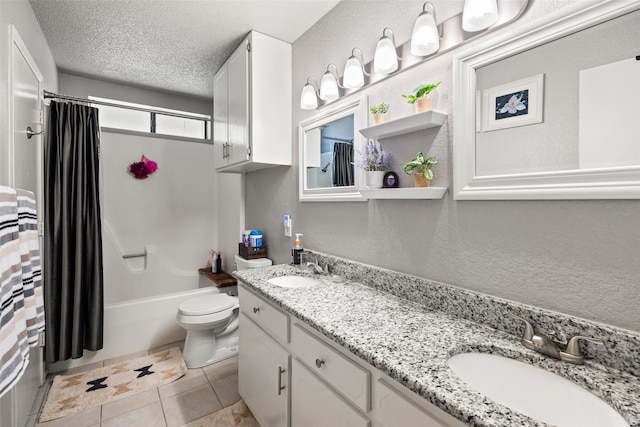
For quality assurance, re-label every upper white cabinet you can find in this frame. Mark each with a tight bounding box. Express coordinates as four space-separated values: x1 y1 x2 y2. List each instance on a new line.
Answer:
213 31 292 173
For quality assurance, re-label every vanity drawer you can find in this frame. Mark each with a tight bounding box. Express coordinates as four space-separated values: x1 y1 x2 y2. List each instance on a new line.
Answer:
239 285 289 344
292 323 370 412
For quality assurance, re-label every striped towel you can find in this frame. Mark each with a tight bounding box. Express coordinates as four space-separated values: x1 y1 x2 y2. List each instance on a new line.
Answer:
16 189 45 346
0 186 29 398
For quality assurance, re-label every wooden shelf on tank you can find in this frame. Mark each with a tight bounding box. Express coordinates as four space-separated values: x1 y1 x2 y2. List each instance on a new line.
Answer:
198 268 237 288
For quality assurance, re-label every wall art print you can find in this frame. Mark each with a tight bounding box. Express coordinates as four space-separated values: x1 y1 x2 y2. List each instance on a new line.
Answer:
482 74 544 132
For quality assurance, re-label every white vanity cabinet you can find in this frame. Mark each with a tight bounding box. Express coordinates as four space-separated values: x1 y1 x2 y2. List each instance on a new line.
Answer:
213 30 292 173
238 287 290 427
238 283 466 427
291 359 370 427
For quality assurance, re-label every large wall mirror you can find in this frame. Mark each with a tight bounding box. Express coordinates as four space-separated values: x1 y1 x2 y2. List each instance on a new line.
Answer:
453 0 640 199
299 96 367 201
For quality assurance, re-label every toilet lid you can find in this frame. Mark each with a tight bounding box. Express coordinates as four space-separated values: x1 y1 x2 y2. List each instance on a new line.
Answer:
178 294 235 316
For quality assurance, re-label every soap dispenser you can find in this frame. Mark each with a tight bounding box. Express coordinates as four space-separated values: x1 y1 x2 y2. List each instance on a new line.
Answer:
292 233 303 265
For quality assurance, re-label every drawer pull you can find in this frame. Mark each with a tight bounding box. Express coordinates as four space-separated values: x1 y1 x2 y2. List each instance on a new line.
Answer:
277 366 286 395
253 307 260 313
315 358 325 368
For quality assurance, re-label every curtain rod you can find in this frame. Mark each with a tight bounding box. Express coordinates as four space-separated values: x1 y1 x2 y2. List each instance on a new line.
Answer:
43 90 211 122
322 135 353 143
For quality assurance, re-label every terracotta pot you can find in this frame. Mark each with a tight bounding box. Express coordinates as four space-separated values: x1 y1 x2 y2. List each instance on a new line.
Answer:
413 173 431 187
373 113 388 125
414 98 432 113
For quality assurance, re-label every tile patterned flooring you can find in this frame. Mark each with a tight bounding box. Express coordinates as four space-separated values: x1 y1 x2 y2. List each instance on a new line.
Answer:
33 342 242 427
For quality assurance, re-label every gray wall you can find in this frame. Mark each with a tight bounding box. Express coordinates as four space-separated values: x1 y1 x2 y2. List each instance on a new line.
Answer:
59 73 212 116
244 0 640 332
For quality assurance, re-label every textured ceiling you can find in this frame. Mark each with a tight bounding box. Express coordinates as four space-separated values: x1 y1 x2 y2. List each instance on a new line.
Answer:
29 0 340 99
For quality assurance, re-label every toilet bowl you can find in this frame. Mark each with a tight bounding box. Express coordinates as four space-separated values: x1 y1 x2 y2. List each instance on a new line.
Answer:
176 293 240 368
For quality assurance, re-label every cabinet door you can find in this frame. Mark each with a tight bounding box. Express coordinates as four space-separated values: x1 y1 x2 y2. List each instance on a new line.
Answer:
227 38 250 166
213 62 228 169
238 313 289 427
292 359 370 427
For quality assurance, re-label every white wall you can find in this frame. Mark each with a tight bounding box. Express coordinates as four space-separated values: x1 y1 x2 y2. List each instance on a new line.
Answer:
99 131 216 303
0 2 58 426
244 0 640 332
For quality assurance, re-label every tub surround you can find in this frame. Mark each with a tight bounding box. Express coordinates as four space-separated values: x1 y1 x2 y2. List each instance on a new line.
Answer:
233 251 640 427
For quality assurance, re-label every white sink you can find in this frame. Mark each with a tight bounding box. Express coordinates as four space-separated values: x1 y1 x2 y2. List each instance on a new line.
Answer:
267 275 321 288
446 353 628 427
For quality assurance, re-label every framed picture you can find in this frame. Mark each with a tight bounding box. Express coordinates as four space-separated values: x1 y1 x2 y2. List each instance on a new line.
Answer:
481 74 544 132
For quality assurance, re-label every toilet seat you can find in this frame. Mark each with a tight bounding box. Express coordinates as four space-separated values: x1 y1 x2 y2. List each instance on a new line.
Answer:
178 294 236 316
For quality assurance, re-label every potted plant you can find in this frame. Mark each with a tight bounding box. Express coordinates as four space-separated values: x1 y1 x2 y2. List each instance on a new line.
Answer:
353 141 391 189
403 151 437 187
370 102 390 125
402 81 441 113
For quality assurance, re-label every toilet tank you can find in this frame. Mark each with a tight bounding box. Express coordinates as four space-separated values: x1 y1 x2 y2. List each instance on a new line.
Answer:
234 254 273 270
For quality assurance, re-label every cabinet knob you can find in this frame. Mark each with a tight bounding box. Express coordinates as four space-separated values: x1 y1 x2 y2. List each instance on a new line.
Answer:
315 358 325 368
253 307 260 313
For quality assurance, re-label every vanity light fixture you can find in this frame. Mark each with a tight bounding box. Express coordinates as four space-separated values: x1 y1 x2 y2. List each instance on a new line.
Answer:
343 48 370 89
300 76 319 110
411 2 441 56
373 28 400 75
462 0 499 32
319 64 342 101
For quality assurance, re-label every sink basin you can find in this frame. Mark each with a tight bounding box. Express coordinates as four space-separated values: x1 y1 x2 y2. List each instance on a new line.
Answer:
447 353 628 427
267 275 321 288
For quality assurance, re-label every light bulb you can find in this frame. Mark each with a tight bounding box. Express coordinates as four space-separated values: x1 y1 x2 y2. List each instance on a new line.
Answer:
462 0 499 32
319 71 339 101
374 36 398 74
411 10 439 56
300 82 318 109
343 56 365 89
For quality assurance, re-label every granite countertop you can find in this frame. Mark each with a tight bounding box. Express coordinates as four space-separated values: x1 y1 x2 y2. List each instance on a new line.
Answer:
234 263 640 427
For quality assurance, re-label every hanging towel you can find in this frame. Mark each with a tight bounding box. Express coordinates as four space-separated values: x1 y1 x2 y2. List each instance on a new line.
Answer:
16 189 45 346
0 186 29 398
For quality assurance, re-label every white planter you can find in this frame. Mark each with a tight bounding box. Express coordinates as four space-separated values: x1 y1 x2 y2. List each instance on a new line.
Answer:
366 171 386 189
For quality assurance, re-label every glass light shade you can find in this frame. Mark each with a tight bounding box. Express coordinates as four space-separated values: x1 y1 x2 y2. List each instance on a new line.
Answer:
300 83 318 109
462 0 499 32
343 56 365 89
373 37 398 75
319 71 339 101
411 12 440 56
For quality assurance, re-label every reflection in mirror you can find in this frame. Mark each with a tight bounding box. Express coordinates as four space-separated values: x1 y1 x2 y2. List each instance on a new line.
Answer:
453 0 640 199
305 115 354 189
299 96 367 202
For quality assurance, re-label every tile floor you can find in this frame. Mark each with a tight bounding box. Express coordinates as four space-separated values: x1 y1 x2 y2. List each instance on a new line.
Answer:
32 342 242 427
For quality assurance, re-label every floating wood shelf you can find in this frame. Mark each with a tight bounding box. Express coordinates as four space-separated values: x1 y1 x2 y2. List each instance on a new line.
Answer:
359 187 447 200
359 110 447 140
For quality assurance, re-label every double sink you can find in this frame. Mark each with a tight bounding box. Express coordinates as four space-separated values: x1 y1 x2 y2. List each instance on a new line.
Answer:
264 273 632 427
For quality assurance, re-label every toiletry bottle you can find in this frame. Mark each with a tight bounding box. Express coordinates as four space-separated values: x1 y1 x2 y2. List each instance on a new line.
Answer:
292 233 303 265
249 230 263 247
215 253 222 274
212 252 219 273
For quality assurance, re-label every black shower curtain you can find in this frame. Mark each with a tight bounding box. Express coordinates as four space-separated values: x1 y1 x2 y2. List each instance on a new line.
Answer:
332 142 354 187
44 101 104 363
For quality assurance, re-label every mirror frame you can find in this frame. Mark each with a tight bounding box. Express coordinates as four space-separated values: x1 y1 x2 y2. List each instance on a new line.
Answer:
298 95 368 202
453 0 640 200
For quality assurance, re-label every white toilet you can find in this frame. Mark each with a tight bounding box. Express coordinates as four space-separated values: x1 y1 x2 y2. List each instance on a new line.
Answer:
176 255 272 368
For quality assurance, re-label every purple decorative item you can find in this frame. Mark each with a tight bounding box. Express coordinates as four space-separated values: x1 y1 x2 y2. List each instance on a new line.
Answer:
129 155 158 179
352 141 390 171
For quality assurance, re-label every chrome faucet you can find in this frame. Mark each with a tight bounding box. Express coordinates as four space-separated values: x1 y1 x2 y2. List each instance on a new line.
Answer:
306 261 328 275
510 314 604 365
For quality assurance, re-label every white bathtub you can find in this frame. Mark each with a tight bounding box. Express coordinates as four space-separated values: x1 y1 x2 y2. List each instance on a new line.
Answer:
48 286 234 373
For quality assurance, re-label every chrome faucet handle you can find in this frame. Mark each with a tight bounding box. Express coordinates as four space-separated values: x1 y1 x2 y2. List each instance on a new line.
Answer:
560 335 604 365
508 314 535 341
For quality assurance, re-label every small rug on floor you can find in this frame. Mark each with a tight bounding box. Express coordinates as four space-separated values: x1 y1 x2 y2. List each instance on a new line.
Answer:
183 399 260 427
39 347 187 422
